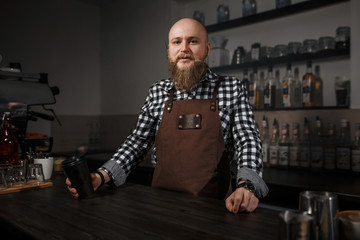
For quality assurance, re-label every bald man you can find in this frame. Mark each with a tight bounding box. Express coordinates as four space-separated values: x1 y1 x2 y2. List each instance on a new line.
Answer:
66 18 268 213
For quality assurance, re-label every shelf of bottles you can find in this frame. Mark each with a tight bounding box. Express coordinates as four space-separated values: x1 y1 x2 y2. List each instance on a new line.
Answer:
212 48 350 73
206 0 349 34
260 116 360 174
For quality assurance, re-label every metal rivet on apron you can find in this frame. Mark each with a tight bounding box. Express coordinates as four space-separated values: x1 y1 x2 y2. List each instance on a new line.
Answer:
178 125 183 129
179 115 183 119
196 114 199 118
196 124 200 128
210 106 215 110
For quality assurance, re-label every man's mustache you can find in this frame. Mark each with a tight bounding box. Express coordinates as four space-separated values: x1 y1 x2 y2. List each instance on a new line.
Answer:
175 53 195 62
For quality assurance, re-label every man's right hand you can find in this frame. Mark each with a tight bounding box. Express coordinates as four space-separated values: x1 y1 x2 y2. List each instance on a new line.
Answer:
65 172 103 199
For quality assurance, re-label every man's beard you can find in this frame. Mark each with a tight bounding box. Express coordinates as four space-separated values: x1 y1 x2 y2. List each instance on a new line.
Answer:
168 54 207 92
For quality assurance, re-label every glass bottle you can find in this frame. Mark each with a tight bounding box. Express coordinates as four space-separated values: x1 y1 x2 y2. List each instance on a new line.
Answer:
243 68 250 94
261 115 270 167
352 123 360 173
248 67 262 109
300 117 311 168
324 122 336 171
314 65 323 107
336 119 351 171
282 63 296 108
263 65 276 109
302 61 316 107
275 70 282 108
289 122 301 168
0 112 19 165
294 67 302 108
310 116 324 170
278 122 290 168
269 118 279 167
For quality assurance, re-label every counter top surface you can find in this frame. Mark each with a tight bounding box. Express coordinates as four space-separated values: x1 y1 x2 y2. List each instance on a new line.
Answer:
0 175 282 240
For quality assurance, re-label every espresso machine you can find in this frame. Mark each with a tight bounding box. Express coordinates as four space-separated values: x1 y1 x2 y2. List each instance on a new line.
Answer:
0 64 60 157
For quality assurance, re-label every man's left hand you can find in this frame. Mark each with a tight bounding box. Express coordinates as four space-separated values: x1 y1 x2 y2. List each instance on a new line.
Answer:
225 187 259 213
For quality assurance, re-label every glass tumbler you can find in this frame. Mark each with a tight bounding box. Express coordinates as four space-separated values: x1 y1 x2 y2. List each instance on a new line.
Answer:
302 39 318 53
287 42 302 55
27 163 45 185
336 26 350 49
319 36 335 51
273 44 288 57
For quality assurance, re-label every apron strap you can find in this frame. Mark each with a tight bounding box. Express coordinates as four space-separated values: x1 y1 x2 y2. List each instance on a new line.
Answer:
210 76 224 112
167 76 224 113
166 87 175 113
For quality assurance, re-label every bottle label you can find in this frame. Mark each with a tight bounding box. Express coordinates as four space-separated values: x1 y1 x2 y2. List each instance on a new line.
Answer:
352 150 360 172
269 146 278 165
324 148 336 170
310 147 323 168
283 86 290 105
278 145 289 166
262 143 269 163
336 147 351 170
303 84 310 103
289 146 300 167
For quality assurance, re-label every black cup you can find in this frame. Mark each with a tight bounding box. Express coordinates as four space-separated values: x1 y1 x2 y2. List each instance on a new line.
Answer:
62 155 94 199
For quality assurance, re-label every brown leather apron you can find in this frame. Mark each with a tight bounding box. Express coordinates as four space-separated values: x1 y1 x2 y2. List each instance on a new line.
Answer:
152 77 231 199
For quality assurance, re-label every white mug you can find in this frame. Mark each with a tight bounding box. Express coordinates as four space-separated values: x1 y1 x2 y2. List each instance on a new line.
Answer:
34 157 54 180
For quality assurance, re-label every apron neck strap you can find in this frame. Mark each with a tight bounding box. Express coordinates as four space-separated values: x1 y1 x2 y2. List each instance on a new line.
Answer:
210 76 224 112
167 76 224 113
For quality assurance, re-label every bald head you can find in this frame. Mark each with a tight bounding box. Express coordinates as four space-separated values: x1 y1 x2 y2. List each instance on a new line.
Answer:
168 18 208 43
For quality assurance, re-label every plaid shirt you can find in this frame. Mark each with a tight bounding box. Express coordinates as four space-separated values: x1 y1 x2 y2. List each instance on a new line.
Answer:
102 67 263 187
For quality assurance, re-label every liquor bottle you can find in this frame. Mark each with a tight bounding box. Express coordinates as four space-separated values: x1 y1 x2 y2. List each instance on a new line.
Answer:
336 119 351 171
275 70 282 108
302 61 316 107
243 68 250 94
248 67 262 109
300 117 311 168
278 122 290 168
314 65 323 107
282 63 296 108
289 122 301 168
269 118 279 167
310 116 324 170
0 112 19 165
352 123 360 173
324 122 336 171
294 67 302 108
260 115 270 167
263 65 276 109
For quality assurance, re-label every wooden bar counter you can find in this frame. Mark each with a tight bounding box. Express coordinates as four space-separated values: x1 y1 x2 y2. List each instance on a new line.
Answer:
0 174 283 240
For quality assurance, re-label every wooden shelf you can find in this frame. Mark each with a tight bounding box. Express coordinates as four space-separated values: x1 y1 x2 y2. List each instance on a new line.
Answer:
206 0 349 33
212 48 350 72
253 105 349 111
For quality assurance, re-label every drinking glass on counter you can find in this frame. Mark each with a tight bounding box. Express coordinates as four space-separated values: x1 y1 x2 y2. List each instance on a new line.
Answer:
27 163 45 185
278 209 316 240
0 167 7 190
299 191 339 240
